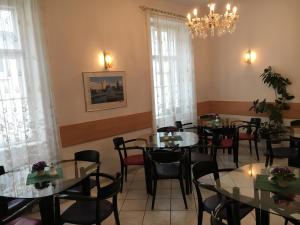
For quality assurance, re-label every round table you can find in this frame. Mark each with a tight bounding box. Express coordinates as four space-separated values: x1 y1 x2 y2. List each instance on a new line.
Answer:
137 131 199 149
214 163 300 224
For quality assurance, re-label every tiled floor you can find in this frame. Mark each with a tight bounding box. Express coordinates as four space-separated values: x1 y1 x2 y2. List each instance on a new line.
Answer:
29 144 291 225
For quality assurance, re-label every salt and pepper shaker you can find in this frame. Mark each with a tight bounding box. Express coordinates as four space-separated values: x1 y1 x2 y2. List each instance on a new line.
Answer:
49 163 57 176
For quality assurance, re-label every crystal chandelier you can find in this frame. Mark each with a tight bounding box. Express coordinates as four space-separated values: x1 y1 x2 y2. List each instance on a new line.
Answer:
186 3 239 39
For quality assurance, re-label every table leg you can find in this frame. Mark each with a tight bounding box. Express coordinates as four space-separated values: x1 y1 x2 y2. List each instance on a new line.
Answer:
39 196 55 225
255 208 269 225
143 150 152 195
226 201 241 225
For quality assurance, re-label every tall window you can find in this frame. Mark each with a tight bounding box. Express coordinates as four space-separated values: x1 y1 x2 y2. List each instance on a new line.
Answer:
0 0 58 170
148 14 197 128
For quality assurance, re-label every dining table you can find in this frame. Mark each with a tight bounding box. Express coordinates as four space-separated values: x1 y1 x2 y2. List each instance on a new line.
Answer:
211 163 300 225
137 131 199 194
0 160 99 225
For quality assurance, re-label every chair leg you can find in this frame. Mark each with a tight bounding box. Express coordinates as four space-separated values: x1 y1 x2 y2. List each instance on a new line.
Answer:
151 179 157 210
254 140 260 161
270 157 274 166
265 155 269 167
197 207 203 225
125 166 128 182
249 140 252 154
113 197 120 225
120 166 124 192
179 178 188 209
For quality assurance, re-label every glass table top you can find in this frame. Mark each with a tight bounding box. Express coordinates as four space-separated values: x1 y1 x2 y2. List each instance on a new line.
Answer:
0 160 98 198
138 132 199 148
214 163 300 221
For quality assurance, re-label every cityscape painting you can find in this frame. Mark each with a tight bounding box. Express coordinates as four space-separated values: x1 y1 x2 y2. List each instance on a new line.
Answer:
83 71 127 111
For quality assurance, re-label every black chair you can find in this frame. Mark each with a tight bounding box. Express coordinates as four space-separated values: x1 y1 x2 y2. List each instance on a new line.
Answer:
291 120 300 127
157 126 178 133
232 118 261 160
0 166 39 225
211 127 239 167
265 135 298 167
175 121 196 132
192 161 253 225
55 172 122 225
148 149 188 209
113 137 146 192
65 150 100 195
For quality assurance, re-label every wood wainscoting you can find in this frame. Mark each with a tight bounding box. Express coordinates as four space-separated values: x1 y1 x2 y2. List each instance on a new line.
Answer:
60 101 299 147
60 111 152 147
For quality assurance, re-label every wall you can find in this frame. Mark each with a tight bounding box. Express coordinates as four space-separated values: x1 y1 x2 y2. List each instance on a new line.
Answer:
39 0 194 173
195 0 300 103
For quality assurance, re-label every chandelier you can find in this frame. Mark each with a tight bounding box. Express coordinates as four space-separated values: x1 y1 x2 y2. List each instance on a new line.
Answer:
186 3 239 39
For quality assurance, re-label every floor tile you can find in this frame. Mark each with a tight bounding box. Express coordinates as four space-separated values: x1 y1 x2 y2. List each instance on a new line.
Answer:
146 198 171 211
119 211 145 225
170 211 197 225
121 199 147 211
126 190 149 199
171 198 196 211
143 211 170 225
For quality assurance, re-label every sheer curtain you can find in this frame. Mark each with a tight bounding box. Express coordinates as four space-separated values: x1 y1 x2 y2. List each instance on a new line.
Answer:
0 0 59 170
147 13 197 129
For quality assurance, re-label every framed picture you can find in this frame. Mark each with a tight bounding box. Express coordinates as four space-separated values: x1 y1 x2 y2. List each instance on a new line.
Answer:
82 71 127 111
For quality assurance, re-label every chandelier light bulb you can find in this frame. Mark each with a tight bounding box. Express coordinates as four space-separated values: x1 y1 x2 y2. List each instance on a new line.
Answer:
193 8 198 16
226 3 231 11
233 6 238 14
209 4 216 13
187 13 191 21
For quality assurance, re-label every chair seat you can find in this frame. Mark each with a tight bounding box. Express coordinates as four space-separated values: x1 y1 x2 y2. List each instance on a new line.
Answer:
6 217 42 225
239 133 254 140
220 139 233 148
66 178 97 194
204 194 253 220
191 152 212 164
61 199 113 224
124 154 144 165
265 147 298 158
155 162 180 179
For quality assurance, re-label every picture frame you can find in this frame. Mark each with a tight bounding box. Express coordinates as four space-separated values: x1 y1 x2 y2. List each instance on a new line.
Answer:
82 71 127 112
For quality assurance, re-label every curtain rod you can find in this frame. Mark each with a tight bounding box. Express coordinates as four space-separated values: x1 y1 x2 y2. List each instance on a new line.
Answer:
139 5 186 20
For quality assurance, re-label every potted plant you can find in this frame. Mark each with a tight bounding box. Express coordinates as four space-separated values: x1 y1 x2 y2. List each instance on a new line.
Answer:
268 167 296 188
250 66 294 139
32 161 47 176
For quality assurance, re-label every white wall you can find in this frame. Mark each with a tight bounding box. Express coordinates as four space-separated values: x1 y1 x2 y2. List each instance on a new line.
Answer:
39 0 194 173
195 0 300 102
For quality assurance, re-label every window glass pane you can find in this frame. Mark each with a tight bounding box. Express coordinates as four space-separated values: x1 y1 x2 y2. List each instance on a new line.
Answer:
0 9 21 49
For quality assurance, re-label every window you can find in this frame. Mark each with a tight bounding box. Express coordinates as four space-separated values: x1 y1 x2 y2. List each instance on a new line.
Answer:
0 7 32 148
149 14 197 128
0 1 58 170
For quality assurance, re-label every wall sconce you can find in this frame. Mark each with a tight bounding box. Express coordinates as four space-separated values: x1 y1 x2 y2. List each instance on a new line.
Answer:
99 51 113 70
244 50 257 64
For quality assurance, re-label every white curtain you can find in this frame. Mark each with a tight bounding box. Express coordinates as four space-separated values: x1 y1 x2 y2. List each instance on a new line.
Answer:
147 13 197 129
0 0 59 170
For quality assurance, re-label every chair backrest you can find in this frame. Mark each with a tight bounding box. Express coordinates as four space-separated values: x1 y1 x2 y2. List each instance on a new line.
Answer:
175 121 183 131
74 150 100 163
250 118 261 127
291 120 300 127
113 137 128 166
0 166 5 176
157 126 178 133
149 150 184 164
211 127 238 147
192 161 220 181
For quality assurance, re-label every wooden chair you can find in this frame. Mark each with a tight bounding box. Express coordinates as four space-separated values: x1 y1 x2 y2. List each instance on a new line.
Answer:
265 135 298 167
64 150 100 195
55 173 121 225
148 149 188 209
232 118 261 160
192 161 253 225
157 126 178 133
211 127 239 167
113 137 146 192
